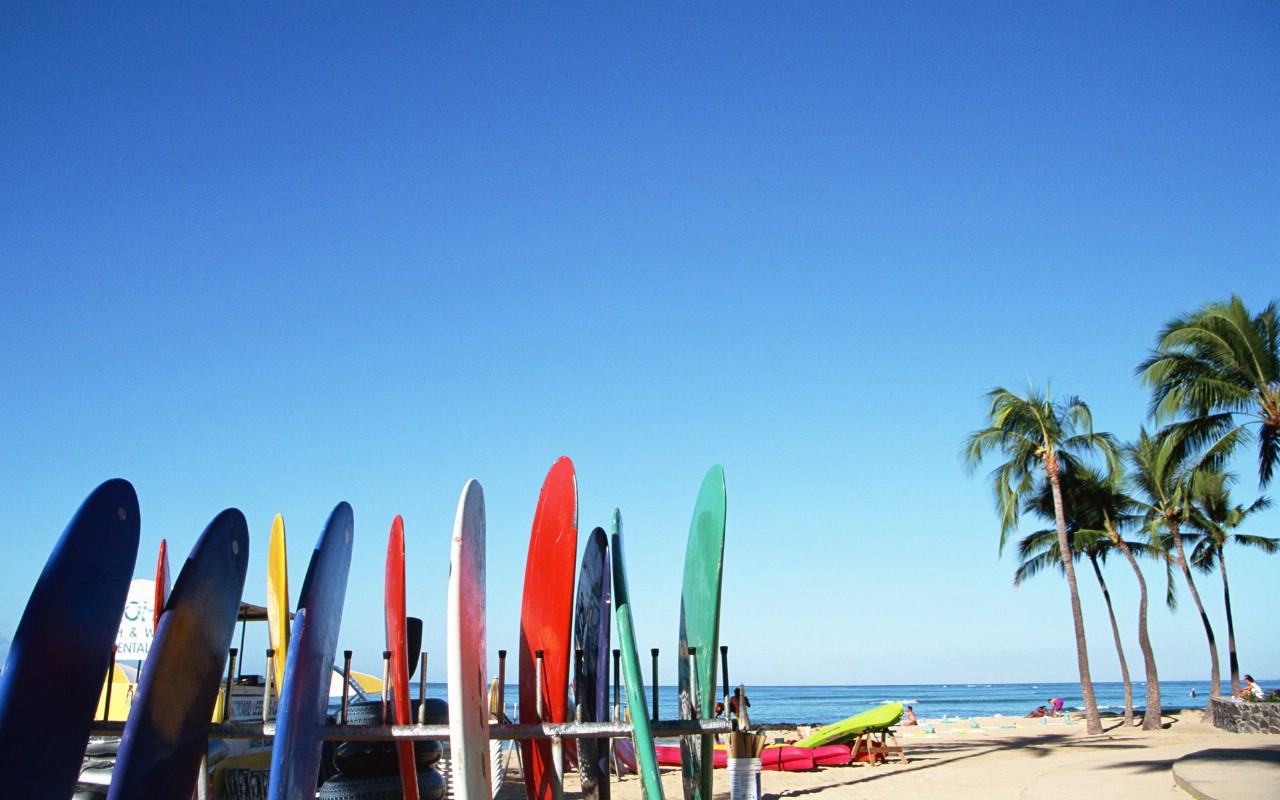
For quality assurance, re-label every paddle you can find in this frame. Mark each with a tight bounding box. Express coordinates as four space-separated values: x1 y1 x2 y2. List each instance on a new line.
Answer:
407 616 423 680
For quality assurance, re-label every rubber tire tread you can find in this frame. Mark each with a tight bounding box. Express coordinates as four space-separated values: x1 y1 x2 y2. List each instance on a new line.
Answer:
333 739 442 777
343 698 449 726
318 769 445 800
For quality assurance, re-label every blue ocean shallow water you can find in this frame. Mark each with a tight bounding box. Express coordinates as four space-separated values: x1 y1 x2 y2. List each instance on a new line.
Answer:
413 678 1271 725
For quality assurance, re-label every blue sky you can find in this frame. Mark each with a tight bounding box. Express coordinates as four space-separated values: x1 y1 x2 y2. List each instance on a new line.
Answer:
2 3 1277 689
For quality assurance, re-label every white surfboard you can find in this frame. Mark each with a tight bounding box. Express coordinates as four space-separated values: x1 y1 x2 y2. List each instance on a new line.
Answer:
448 480 491 800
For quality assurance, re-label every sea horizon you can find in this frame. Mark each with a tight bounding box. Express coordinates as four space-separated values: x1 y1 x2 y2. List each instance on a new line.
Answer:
413 677 1271 724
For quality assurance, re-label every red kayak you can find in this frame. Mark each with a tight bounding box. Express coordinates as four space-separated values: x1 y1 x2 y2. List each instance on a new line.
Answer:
812 744 852 766
655 744 816 772
655 744 726 769
760 746 816 771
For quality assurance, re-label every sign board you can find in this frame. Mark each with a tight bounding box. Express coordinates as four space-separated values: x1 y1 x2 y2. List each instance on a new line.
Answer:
116 578 156 659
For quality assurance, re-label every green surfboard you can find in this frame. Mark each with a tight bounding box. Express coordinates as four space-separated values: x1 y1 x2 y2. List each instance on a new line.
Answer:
678 466 726 800
792 702 904 748
610 510 664 800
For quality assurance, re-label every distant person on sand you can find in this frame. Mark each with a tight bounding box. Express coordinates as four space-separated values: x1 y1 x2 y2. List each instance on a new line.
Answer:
1242 675 1264 700
902 706 918 726
729 693 751 719
1049 697 1065 716
1026 706 1048 718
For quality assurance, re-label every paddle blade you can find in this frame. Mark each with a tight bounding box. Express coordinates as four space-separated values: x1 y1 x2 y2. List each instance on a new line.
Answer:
407 616 423 680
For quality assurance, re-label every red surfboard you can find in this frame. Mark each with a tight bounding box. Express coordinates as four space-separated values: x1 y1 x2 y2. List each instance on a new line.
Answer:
153 539 171 634
385 515 419 800
518 457 578 800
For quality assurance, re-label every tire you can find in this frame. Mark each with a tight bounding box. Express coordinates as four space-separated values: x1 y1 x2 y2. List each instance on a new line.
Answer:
333 739 443 777
343 698 449 726
318 768 446 800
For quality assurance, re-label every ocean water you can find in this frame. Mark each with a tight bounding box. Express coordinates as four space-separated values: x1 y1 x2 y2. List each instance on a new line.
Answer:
409 678 1269 724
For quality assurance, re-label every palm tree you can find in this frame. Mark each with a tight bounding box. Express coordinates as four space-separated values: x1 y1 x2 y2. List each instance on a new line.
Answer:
1016 463 1164 728
1016 526 1134 726
1183 470 1277 696
1137 295 1280 488
963 386 1119 735
1127 426 1224 697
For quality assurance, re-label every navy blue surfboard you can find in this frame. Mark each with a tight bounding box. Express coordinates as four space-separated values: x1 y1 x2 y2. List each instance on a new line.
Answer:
269 502 355 800
107 508 250 799
0 479 141 800
574 527 612 800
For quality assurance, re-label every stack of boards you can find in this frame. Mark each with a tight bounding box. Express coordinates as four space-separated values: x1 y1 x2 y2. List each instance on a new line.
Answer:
0 461 729 800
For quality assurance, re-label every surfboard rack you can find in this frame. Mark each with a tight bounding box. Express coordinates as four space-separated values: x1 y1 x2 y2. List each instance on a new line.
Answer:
90 718 732 742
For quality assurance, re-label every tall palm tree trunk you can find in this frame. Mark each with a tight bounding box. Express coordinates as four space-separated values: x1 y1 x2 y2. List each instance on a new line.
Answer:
1087 553 1133 726
1048 462 1103 734
1170 520 1221 697
1219 547 1240 697
1108 525 1162 729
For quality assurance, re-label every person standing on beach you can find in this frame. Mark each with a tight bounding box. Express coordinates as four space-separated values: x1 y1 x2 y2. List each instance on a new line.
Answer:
1049 697 1065 716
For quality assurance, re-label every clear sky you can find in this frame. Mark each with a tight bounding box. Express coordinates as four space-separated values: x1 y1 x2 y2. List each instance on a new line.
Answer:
2 3 1277 689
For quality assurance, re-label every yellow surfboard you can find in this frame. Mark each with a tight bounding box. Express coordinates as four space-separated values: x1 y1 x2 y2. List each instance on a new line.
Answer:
266 514 290 695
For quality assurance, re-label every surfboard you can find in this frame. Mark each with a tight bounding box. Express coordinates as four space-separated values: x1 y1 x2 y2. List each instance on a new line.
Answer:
610 509 664 800
519 456 578 800
267 513 290 696
0 478 141 800
574 526 611 800
678 465 727 800
448 480 491 800
107 508 251 799
386 515 419 800
268 501 355 800
791 702 904 748
153 538 171 634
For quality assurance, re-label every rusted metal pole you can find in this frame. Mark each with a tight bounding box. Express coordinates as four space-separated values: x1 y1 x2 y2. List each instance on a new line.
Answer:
720 645 732 730
223 648 239 723
263 648 275 723
497 649 508 717
650 648 660 721
535 650 545 719
418 652 428 725
686 648 699 720
381 650 391 724
102 645 118 722
574 648 584 723
341 650 353 724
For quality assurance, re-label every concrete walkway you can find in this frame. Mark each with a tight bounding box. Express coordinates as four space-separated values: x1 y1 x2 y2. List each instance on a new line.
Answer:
1172 747 1280 800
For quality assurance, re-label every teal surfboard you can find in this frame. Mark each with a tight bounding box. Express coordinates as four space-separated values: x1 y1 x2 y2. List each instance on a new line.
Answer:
611 510 664 800
678 466 726 800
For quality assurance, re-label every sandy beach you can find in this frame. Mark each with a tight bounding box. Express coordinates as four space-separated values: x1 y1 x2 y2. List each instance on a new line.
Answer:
496 710 1280 800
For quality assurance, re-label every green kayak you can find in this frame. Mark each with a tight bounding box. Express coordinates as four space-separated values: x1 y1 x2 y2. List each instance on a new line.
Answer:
793 702 905 748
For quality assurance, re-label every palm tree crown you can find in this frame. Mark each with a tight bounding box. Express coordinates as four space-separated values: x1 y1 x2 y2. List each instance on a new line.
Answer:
1137 295 1280 487
963 386 1120 554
